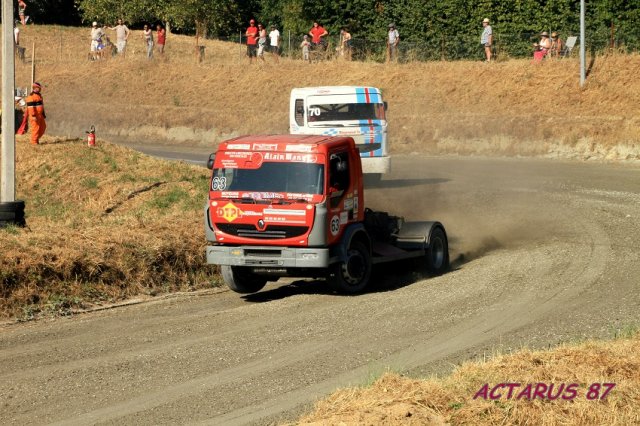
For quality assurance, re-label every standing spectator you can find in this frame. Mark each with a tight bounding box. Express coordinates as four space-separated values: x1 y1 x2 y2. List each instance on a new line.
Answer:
257 24 267 61
550 32 564 57
309 22 328 51
300 35 311 63
156 24 166 56
14 20 20 45
269 25 280 62
109 19 130 55
25 82 46 145
481 18 493 62
143 24 154 59
387 23 399 62
18 0 27 25
533 31 551 62
245 19 258 63
14 21 26 62
89 21 104 60
340 28 352 60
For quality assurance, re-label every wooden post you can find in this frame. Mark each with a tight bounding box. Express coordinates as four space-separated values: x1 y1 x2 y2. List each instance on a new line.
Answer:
31 41 36 87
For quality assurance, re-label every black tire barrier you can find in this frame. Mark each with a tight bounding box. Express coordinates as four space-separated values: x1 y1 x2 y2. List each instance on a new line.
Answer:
0 201 26 228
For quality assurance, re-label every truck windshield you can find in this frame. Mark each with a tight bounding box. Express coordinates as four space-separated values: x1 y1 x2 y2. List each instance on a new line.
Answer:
308 103 385 123
213 162 324 195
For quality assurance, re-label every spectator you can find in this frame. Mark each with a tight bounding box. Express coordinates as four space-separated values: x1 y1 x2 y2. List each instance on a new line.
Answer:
14 20 20 45
300 34 311 63
109 19 130 55
25 82 46 145
14 21 26 62
156 24 166 56
269 25 280 62
550 32 564 58
387 23 399 63
245 19 258 63
309 22 328 51
340 28 352 60
89 21 104 60
97 25 112 59
18 0 27 26
481 18 492 62
257 24 267 61
533 31 551 62
143 24 154 59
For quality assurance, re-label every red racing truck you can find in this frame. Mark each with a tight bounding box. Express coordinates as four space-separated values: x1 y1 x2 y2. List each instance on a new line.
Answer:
205 134 448 294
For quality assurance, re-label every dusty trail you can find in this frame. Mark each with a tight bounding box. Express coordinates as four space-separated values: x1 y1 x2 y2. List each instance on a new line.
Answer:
1 154 639 425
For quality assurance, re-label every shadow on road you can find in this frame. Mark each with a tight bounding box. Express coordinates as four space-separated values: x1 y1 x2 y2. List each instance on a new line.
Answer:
241 262 451 303
369 178 450 189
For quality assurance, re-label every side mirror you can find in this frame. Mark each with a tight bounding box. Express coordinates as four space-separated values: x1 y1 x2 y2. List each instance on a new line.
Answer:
207 153 215 170
383 101 388 111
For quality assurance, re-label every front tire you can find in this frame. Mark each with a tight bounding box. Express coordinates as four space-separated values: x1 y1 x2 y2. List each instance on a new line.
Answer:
221 265 267 294
425 227 449 274
328 241 372 294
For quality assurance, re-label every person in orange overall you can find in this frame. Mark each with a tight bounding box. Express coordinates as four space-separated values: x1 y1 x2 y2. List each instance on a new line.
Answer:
25 82 46 145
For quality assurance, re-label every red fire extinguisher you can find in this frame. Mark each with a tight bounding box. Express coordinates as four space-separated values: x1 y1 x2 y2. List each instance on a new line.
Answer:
86 125 96 147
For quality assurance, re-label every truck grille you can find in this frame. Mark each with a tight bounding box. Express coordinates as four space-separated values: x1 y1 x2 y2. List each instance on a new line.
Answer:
215 223 308 239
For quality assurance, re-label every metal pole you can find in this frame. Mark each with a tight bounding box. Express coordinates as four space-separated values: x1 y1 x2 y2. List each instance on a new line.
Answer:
580 0 586 87
2 0 17 202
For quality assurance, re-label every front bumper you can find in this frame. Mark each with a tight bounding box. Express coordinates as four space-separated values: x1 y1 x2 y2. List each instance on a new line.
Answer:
206 245 331 268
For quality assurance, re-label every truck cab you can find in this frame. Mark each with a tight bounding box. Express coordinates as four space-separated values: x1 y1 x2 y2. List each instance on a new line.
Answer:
289 86 390 180
205 135 448 295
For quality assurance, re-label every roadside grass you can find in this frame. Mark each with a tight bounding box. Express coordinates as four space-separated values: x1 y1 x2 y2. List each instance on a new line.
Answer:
296 333 640 425
0 136 220 319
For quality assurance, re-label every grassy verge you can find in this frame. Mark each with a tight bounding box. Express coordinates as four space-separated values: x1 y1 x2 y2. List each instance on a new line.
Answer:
0 136 219 320
297 332 640 425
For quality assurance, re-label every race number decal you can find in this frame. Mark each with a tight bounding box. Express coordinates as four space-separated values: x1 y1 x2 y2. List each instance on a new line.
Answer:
309 107 321 117
330 215 340 236
212 176 227 191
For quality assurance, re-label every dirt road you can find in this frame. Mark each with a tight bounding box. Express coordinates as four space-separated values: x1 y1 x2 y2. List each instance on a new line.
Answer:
1 154 639 425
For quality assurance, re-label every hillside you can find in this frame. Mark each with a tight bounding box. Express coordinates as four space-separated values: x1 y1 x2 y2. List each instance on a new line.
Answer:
6 24 640 161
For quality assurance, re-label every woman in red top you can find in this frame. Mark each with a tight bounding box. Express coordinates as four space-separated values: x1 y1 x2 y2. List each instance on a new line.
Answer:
156 24 166 55
308 22 328 50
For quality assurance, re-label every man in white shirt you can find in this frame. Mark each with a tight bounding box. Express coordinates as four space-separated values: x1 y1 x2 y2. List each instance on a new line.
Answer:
269 25 280 62
387 23 399 62
110 19 130 55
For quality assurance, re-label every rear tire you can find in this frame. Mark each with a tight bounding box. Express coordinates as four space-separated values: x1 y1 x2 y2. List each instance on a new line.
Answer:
328 241 372 294
425 227 449 274
221 265 267 294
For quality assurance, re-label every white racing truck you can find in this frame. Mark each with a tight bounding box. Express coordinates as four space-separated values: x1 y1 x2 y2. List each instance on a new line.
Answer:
289 86 390 184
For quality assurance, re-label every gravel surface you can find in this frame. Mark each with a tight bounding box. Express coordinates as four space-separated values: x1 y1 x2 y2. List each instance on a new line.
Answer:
1 154 639 425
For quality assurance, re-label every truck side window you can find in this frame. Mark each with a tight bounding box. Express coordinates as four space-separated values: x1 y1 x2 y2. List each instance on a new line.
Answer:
295 99 305 126
329 152 350 208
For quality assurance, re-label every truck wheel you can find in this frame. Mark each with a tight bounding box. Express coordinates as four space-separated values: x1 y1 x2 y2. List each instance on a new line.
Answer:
221 265 267 294
328 241 372 294
425 227 449 275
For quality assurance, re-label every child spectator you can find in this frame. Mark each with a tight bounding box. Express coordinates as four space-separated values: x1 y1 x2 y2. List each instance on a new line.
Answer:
300 35 311 63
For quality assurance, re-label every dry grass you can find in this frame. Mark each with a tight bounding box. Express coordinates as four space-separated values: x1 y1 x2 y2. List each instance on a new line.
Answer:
297 333 640 425
5 25 640 161
0 136 218 319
